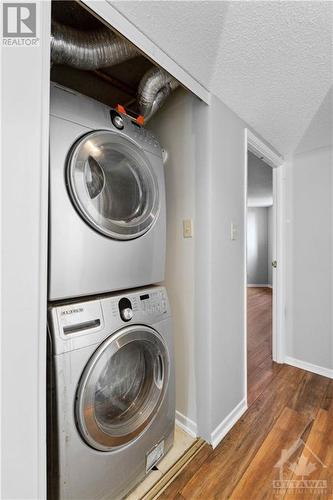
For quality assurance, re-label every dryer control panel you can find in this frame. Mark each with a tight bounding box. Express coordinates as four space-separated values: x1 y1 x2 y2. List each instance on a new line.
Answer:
109 109 162 157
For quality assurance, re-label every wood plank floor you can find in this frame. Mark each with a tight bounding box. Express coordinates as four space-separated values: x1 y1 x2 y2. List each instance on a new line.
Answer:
160 289 333 498
247 287 277 406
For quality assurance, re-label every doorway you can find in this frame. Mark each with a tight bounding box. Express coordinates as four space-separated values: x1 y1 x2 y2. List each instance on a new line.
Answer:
247 152 274 405
244 130 284 407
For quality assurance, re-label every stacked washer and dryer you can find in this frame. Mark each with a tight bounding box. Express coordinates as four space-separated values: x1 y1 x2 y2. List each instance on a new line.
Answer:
47 84 175 500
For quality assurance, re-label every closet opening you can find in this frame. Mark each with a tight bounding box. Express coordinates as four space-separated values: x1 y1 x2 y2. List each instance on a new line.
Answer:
48 2 203 499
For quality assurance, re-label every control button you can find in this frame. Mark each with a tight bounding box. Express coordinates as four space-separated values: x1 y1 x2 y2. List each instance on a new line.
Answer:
121 307 133 321
110 110 124 130
113 115 124 129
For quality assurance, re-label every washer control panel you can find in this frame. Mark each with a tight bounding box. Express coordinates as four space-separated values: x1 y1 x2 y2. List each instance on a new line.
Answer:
109 287 168 322
49 286 170 354
139 289 167 315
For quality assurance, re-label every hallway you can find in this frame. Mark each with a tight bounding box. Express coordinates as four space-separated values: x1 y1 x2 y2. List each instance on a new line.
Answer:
160 365 333 499
159 289 333 498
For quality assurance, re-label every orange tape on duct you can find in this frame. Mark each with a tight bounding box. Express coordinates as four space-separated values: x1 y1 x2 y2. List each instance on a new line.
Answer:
136 115 145 126
116 104 127 114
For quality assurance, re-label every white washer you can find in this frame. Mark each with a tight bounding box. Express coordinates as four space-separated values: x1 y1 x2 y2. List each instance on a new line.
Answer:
49 84 166 300
47 286 175 500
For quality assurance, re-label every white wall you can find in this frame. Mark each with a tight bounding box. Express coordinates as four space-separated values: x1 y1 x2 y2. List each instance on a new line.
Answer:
1 2 51 498
149 89 197 430
200 97 278 441
247 207 269 285
169 91 246 443
208 96 247 434
152 91 258 441
151 91 280 443
285 145 333 372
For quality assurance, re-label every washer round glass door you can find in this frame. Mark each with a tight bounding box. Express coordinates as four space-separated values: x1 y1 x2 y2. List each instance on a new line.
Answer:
76 326 169 451
67 131 160 240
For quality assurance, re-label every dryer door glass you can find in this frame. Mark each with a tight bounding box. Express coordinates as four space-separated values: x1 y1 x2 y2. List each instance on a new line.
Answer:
67 131 160 240
76 326 169 451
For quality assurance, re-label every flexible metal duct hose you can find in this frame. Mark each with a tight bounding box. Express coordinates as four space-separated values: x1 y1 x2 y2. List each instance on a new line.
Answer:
51 21 138 70
51 22 179 119
137 67 179 121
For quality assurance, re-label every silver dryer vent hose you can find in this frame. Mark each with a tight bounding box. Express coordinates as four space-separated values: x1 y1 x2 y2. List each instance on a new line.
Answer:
51 21 179 119
51 21 138 70
137 67 179 121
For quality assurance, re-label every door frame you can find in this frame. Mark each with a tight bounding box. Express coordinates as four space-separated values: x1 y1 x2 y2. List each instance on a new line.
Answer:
244 129 285 402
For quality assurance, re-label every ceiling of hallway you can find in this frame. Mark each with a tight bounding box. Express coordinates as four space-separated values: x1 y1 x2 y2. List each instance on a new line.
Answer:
111 0 333 156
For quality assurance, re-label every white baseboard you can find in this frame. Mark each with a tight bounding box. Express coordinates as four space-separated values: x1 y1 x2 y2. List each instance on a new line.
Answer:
285 356 333 379
247 284 272 288
175 411 198 438
210 398 247 449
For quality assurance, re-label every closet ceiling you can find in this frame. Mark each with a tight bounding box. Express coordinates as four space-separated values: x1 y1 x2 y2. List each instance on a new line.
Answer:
111 0 333 155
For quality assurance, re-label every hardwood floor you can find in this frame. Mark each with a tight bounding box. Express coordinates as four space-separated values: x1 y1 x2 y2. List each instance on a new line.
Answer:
160 291 333 498
247 287 277 406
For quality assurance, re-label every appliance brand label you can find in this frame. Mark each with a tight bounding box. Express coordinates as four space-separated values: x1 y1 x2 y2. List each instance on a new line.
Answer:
60 307 84 316
57 301 103 331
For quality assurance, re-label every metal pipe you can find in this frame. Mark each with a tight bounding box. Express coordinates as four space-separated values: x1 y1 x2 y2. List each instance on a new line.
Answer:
51 21 179 119
137 67 179 121
51 21 138 70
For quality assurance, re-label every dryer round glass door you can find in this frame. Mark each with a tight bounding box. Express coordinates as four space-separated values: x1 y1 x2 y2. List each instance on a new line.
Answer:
76 326 169 451
67 131 160 240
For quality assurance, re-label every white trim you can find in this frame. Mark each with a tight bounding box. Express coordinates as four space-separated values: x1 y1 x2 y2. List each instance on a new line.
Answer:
272 168 278 361
81 0 210 104
1 3 51 497
247 130 283 168
285 357 333 380
210 399 247 449
37 5 52 497
176 411 198 438
243 130 249 408
275 165 287 363
247 284 272 288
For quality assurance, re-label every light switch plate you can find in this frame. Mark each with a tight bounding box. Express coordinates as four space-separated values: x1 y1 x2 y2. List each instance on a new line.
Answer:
183 219 193 238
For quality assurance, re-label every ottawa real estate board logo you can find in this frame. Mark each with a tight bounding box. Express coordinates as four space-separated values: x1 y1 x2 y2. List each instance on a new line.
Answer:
2 3 39 46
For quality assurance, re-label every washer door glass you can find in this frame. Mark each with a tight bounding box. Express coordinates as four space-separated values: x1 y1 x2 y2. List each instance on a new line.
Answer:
76 326 169 451
67 131 160 240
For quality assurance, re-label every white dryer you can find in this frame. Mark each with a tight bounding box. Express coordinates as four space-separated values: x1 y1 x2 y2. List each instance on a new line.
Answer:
49 84 166 300
47 286 175 500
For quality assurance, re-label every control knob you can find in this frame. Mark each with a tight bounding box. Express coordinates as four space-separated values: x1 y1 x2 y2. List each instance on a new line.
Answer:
121 307 133 322
110 110 124 130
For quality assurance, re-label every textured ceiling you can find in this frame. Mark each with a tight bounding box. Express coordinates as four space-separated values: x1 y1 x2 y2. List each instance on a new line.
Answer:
211 1 333 155
111 1 227 88
295 85 333 155
111 1 333 156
